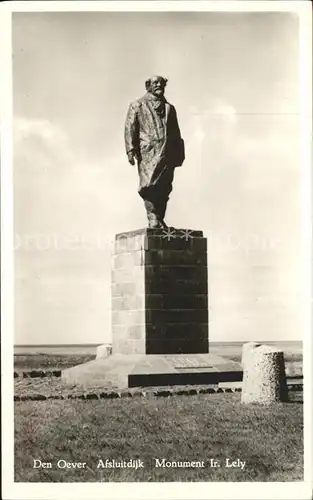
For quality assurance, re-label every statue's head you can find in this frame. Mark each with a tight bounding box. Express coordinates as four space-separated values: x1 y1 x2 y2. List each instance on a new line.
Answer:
145 75 168 97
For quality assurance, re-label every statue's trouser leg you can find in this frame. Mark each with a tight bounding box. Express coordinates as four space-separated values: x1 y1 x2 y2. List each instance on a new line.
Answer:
155 167 174 223
140 166 175 227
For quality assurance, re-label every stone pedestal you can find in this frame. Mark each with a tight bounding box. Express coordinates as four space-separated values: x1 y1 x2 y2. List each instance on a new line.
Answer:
111 228 209 355
61 228 241 390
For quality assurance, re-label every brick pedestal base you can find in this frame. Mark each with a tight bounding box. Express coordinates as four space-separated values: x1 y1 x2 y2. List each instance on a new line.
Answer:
111 228 209 355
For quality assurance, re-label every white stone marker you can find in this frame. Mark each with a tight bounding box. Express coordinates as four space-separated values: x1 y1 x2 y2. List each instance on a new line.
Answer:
241 343 288 404
96 344 111 360
241 341 261 369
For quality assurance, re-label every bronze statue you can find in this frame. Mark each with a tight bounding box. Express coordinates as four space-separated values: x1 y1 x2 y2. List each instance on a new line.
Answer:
124 76 185 229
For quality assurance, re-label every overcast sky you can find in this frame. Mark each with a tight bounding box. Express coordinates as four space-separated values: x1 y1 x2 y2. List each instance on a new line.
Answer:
13 11 302 344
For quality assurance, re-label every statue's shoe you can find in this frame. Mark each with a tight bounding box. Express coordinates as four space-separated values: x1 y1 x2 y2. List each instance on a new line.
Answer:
148 220 163 229
159 220 168 229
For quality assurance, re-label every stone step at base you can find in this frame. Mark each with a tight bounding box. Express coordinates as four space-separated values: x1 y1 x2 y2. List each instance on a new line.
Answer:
62 353 243 389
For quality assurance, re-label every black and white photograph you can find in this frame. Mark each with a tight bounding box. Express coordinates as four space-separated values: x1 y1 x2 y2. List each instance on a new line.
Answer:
1 1 312 499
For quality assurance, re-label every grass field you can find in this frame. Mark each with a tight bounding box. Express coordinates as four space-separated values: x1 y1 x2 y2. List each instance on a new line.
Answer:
15 393 303 482
14 354 95 370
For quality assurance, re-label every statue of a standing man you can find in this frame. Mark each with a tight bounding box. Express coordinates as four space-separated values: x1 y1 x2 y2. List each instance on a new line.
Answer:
124 76 185 229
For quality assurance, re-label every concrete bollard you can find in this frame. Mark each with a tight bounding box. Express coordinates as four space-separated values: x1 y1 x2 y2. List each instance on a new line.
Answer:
241 342 261 369
241 344 288 404
96 344 112 359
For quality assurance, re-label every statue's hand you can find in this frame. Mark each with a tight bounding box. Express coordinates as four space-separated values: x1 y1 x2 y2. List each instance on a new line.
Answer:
127 152 135 165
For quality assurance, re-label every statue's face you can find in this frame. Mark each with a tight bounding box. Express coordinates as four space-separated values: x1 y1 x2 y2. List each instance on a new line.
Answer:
149 76 166 97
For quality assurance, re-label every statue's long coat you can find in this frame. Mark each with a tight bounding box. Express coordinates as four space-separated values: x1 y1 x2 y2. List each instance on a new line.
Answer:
124 94 184 198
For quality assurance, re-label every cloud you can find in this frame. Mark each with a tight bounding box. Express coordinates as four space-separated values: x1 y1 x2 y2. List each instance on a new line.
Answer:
14 117 67 144
211 100 237 123
14 116 143 235
14 116 74 175
184 99 237 148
